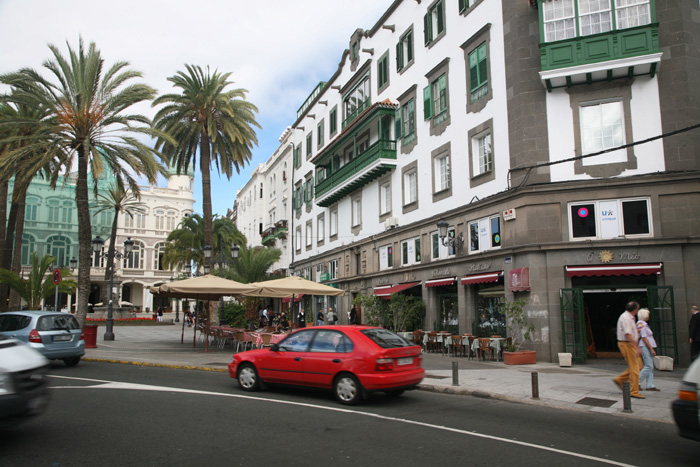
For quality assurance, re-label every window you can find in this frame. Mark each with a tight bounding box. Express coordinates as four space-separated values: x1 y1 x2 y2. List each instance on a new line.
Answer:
380 182 391 216
469 43 488 103
469 215 501 253
330 209 338 237
395 98 416 145
569 198 651 240
329 106 338 136
295 227 302 251
125 241 144 269
154 242 166 271
378 52 389 91
580 100 624 157
542 0 651 43
25 197 38 226
424 0 445 46
343 75 370 128
424 73 447 123
306 133 312 158
434 152 450 192
351 41 358 61
306 222 312 247
317 119 324 148
317 215 325 243
155 209 165 230
309 330 353 353
396 28 414 71
329 259 338 280
294 144 301 169
431 227 456 260
472 131 492 176
352 197 362 227
20 234 35 266
166 210 176 231
46 235 71 267
401 237 421 266
303 178 314 207
379 245 393 270
403 170 417 205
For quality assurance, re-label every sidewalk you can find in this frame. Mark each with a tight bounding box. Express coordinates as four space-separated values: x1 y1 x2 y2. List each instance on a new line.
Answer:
83 323 682 424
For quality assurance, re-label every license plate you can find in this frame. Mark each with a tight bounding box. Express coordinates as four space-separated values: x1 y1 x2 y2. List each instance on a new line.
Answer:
397 357 413 366
53 335 71 342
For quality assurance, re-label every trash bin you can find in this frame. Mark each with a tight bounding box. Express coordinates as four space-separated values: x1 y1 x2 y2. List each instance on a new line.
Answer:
83 324 98 348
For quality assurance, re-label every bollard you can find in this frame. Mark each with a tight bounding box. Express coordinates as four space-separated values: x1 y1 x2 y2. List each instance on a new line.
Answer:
622 381 633 412
452 361 459 386
531 372 539 399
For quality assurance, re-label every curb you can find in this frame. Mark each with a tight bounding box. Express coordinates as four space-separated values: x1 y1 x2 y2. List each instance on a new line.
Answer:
83 357 227 373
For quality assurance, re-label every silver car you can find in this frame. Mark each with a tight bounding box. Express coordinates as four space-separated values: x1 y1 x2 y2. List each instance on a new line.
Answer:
0 311 85 366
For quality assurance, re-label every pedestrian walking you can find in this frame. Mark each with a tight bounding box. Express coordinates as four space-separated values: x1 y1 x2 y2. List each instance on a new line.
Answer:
349 305 359 325
327 307 336 325
689 305 700 361
637 308 659 391
317 309 324 326
613 301 645 399
157 307 163 322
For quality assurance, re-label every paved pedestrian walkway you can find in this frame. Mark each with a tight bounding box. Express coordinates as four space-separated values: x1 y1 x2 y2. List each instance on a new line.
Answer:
83 323 683 424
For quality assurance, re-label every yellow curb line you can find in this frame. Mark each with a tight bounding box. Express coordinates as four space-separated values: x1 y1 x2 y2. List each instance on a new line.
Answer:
84 357 227 373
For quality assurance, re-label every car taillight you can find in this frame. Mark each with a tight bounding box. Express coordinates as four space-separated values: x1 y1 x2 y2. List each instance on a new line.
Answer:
28 329 42 343
375 358 394 371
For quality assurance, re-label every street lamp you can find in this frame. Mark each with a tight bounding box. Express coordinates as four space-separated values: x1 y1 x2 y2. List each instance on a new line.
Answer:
437 219 464 254
92 235 134 341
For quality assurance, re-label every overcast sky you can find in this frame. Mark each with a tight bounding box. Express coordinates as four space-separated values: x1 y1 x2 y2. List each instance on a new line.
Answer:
0 0 394 216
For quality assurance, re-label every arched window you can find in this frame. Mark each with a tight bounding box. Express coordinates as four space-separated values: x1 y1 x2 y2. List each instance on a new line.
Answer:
125 240 145 269
155 209 165 230
21 234 36 266
166 210 176 231
154 242 167 271
45 235 73 267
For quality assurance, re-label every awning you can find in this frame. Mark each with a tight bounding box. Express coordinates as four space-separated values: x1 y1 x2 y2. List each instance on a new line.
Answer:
509 267 530 292
282 294 304 303
373 281 421 298
565 263 663 278
461 271 503 285
425 277 456 287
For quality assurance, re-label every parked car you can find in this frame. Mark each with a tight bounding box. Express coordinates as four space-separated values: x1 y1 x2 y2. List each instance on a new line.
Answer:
0 336 50 427
0 311 85 366
672 356 700 441
228 325 425 405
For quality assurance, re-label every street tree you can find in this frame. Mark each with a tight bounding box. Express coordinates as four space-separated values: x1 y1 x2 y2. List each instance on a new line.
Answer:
0 253 77 310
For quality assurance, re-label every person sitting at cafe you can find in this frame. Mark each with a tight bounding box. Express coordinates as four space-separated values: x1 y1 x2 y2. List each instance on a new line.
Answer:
278 314 290 331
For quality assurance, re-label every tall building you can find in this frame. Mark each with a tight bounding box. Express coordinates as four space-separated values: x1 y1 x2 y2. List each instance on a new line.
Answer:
236 0 700 363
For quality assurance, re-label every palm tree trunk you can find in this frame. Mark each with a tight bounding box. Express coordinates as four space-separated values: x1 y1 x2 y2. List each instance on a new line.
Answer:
9 188 27 310
0 191 20 312
200 130 216 326
75 147 92 327
102 210 120 305
0 178 8 312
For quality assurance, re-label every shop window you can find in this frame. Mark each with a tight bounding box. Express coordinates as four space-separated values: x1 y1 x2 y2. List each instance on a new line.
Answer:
469 215 501 254
569 198 651 240
401 236 421 266
474 280 505 337
379 245 393 270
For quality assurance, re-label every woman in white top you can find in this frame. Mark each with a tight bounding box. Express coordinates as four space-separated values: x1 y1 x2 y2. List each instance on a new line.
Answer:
637 308 659 391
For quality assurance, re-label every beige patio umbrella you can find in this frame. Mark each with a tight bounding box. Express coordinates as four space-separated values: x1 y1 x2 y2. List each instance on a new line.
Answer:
247 276 344 328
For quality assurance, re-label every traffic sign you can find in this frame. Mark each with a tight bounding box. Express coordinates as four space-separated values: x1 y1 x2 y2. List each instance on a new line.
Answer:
53 269 61 285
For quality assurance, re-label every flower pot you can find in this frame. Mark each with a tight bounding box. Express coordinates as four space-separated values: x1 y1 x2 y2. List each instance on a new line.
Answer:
503 350 536 365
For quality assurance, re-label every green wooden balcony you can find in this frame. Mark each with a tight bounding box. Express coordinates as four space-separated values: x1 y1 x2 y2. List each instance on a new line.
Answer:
315 139 396 208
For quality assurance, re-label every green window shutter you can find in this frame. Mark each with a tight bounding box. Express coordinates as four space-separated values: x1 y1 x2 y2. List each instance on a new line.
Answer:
415 238 421 262
423 85 432 120
396 42 403 70
423 13 431 45
407 31 413 62
436 1 444 35
459 0 466 13
469 50 478 93
388 247 393 267
478 43 488 85
395 111 402 138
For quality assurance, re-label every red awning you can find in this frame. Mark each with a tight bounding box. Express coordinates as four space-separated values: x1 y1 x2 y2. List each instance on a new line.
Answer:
425 277 456 287
461 271 503 285
509 267 530 292
565 263 663 277
373 281 421 298
282 294 304 303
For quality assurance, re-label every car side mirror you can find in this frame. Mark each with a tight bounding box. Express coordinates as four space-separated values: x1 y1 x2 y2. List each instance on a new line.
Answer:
270 343 279 352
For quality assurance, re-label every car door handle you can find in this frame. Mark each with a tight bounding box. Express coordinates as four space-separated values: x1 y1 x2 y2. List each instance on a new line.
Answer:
294 357 302 361
332 359 341 363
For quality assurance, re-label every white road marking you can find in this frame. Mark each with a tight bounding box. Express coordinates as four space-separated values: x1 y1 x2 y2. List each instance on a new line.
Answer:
49 375 634 466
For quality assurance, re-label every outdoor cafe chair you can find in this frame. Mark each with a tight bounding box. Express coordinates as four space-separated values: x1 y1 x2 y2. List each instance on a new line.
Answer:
450 335 464 357
426 332 438 353
478 338 493 361
260 333 273 349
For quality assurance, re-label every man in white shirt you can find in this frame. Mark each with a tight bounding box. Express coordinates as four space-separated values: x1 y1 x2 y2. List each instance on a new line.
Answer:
613 301 644 399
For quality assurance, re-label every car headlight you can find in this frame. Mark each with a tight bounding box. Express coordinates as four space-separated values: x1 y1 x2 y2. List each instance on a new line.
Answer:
0 371 15 395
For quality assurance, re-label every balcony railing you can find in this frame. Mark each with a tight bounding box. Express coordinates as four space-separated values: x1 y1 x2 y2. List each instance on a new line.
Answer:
315 139 396 206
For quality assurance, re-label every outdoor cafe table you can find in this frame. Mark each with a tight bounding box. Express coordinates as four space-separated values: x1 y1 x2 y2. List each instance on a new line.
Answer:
470 337 506 361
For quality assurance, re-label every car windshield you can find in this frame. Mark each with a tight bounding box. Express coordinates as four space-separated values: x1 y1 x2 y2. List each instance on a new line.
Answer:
0 314 31 332
361 328 413 349
37 315 80 332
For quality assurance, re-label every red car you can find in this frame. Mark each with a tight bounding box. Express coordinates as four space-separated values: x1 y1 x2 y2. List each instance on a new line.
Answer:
228 325 425 405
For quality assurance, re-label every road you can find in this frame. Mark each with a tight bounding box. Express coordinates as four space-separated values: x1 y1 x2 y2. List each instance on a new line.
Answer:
1 360 696 466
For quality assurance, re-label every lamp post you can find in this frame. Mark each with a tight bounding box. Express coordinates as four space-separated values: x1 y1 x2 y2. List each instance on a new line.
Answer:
437 219 464 254
92 235 134 341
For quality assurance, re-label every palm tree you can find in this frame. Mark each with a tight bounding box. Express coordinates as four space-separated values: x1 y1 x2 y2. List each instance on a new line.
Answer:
94 182 145 304
152 65 260 265
0 38 167 326
228 245 281 284
0 253 77 310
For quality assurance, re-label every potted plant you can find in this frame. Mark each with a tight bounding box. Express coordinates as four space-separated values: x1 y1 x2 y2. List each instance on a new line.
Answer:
499 298 536 365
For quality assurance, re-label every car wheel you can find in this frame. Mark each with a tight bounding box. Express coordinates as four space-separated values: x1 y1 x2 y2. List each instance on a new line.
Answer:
63 357 80 367
385 389 405 397
334 373 362 405
237 363 260 391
